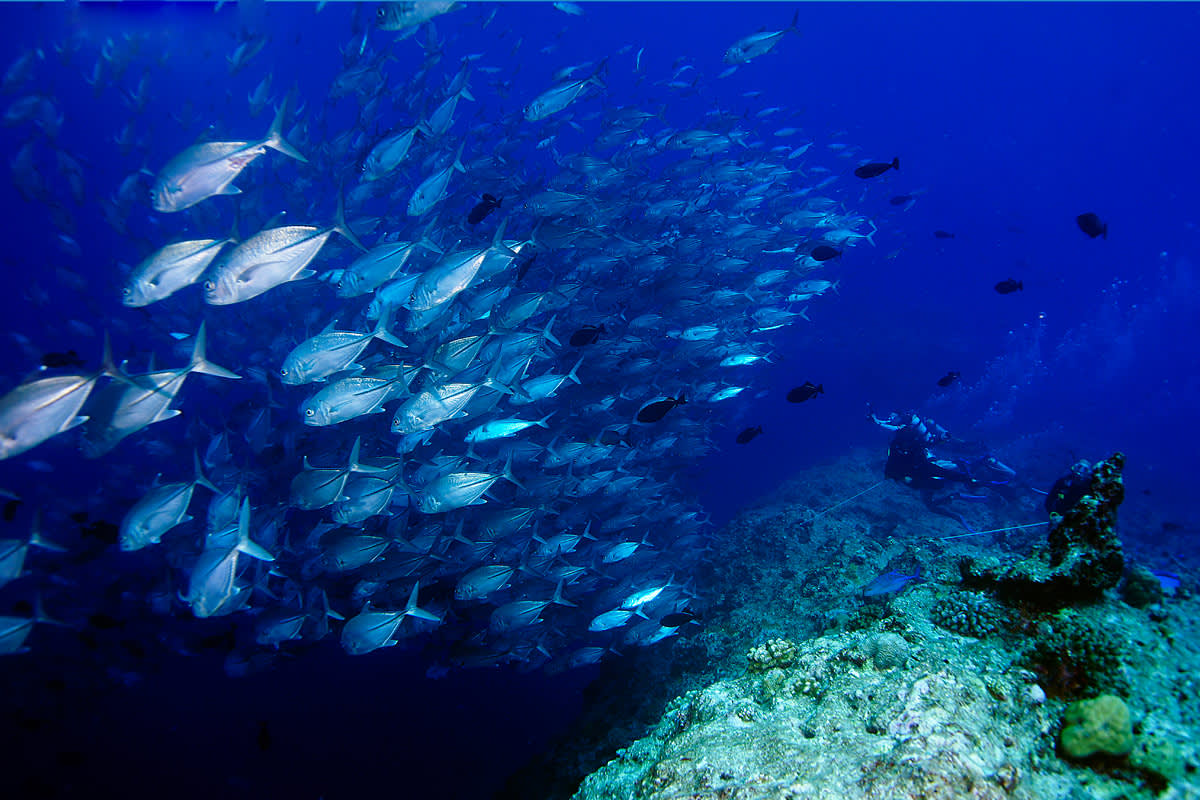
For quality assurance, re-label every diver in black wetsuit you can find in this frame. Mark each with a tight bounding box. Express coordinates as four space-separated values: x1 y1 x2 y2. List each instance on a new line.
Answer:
868 407 1017 518
1045 459 1093 522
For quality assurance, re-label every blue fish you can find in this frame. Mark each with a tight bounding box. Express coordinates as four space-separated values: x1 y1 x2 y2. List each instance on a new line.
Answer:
862 568 921 598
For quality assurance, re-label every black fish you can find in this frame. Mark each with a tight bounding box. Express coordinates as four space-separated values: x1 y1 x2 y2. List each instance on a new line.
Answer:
40 350 85 369
994 278 1023 295
1162 521 1182 532
515 254 536 283
933 230 955 239
2 499 19 522
937 370 960 387
660 610 697 627
889 194 913 206
569 324 605 347
81 520 119 544
735 425 763 444
811 245 841 262
69 511 89 524
636 395 686 423
787 382 824 403
256 720 273 753
88 613 124 630
1076 212 1107 239
467 193 502 225
854 157 899 179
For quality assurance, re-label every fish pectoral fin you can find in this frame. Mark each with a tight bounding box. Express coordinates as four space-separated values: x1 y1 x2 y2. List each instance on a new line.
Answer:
289 269 317 283
218 184 242 196
60 415 89 433
235 260 293 284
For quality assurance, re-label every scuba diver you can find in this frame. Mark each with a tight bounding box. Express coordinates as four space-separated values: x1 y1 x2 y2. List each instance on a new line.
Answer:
868 406 1017 524
1043 458 1093 523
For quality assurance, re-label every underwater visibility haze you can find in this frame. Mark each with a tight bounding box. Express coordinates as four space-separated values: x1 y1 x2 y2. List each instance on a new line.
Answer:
1 2 1199 799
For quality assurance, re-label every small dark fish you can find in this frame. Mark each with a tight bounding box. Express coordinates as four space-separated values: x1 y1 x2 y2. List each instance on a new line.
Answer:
81 520 119 544
69 511 89 524
889 194 913 206
120 638 147 659
2 499 19 522
596 429 629 447
854 157 899 179
515 254 536 283
660 609 697 628
937 370 960 387
1076 212 1107 239
40 350 85 369
636 395 686 423
1162 521 1183 532
810 245 841 262
994 278 1023 295
195 629 237 653
862 568 920 597
467 193 502 225
569 324 605 347
88 613 124 630
735 425 763 444
786 381 823 403
933 230 955 239
256 720 273 752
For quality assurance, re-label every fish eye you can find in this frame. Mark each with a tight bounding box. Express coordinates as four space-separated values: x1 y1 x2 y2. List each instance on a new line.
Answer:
203 280 215 292
305 408 315 417
376 7 385 17
121 286 131 296
280 368 289 376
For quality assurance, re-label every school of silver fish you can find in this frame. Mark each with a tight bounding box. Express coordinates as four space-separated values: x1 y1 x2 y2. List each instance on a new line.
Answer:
0 3 883 674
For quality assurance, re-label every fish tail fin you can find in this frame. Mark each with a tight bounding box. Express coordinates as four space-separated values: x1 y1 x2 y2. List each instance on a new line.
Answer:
34 593 68 628
98 332 125 382
817 384 825 393
566 355 584 385
192 450 219 493
590 57 610 89
28 511 67 553
334 191 367 252
234 498 275 562
891 156 899 171
500 453 525 491
541 313 562 348
404 581 441 623
188 322 241 380
790 9 800 31
264 95 308 163
552 579 577 608
371 316 405 349
536 411 556 428
797 306 810 321
453 143 467 174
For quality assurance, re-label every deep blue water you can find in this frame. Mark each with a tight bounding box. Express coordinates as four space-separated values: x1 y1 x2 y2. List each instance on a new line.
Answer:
1 3 1198 799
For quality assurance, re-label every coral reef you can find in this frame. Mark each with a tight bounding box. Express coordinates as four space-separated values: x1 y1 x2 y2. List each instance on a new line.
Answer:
746 638 799 672
931 590 1011 638
1060 694 1135 759
502 452 1200 800
961 452 1127 609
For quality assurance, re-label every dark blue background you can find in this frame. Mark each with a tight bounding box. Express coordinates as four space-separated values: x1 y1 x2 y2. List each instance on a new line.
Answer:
1 3 1198 799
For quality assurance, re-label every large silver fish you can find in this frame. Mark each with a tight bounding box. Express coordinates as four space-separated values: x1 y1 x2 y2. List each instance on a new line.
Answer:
204 200 365 305
0 337 121 461
151 99 307 212
122 237 231 306
375 2 460 31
